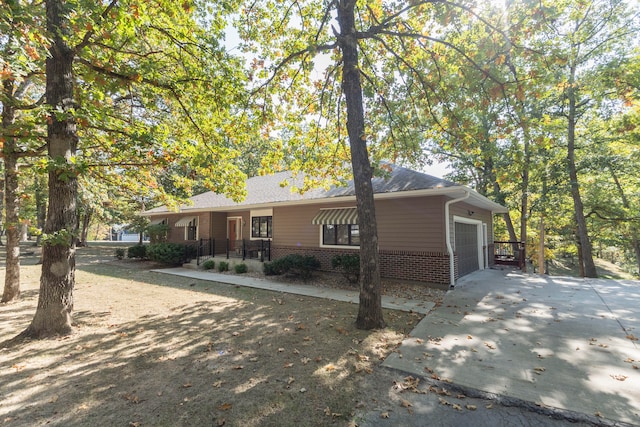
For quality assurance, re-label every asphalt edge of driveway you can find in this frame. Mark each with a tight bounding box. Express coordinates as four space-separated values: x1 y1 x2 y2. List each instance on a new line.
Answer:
380 365 638 427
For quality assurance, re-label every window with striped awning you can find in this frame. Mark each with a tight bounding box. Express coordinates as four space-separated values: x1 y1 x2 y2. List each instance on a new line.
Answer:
311 208 358 225
175 216 197 227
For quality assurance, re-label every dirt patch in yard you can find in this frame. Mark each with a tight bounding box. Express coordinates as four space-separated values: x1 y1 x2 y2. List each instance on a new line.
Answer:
0 243 444 427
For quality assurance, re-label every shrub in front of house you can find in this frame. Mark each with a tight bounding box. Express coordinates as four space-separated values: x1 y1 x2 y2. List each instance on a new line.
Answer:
263 254 320 280
234 263 248 274
115 248 125 260
127 244 147 259
202 259 215 270
146 223 170 244
217 261 229 272
146 243 190 266
331 253 360 284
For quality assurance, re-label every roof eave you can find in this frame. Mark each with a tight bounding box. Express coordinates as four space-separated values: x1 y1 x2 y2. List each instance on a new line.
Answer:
141 186 508 215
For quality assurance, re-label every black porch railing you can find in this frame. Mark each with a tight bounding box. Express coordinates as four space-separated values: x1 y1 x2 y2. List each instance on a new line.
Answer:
196 238 271 265
494 241 525 269
228 239 271 262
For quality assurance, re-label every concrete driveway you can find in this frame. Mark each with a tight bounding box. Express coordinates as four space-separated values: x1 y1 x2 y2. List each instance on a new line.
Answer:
383 268 640 425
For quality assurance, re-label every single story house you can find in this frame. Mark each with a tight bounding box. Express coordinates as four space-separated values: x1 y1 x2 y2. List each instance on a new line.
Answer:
141 165 508 286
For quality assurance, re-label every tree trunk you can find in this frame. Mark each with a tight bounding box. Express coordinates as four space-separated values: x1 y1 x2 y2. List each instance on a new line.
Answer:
566 65 597 278
35 173 47 246
519 134 531 272
21 0 78 338
79 208 92 246
576 229 585 277
1 79 21 303
0 177 4 247
337 0 385 330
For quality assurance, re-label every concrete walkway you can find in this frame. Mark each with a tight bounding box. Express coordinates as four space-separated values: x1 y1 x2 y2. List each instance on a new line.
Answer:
150 268 436 314
383 269 640 425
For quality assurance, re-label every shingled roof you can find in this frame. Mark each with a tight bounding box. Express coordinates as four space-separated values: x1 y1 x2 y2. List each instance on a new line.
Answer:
142 164 506 214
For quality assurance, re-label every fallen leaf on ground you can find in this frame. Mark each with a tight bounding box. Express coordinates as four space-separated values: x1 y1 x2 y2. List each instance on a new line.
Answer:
212 380 225 388
218 403 232 411
401 399 412 408
380 412 390 419
466 404 477 410
484 342 496 350
626 334 638 341
610 374 628 381
183 383 192 388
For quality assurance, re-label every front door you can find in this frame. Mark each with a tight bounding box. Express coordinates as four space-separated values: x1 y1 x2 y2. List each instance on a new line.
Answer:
227 218 240 241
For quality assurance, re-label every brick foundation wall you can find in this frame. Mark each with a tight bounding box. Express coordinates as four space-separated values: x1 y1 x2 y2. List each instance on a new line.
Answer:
272 246 451 285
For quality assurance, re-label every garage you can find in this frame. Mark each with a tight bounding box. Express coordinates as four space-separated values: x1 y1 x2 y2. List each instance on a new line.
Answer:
455 222 480 278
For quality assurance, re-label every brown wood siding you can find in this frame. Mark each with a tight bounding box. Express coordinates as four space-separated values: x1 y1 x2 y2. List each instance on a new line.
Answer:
375 196 446 252
210 212 227 239
198 213 211 240
273 204 329 247
273 196 447 252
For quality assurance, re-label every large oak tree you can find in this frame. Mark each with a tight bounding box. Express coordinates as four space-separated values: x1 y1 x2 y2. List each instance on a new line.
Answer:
15 0 251 338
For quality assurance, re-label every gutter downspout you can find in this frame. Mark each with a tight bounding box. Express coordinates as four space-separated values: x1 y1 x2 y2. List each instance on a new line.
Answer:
445 190 470 289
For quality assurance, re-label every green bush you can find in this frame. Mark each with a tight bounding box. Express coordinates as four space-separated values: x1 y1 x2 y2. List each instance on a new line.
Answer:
115 248 125 260
202 259 216 270
263 254 320 280
146 224 170 244
331 253 360 284
217 261 229 272
234 263 248 274
127 244 147 259
263 261 280 276
146 243 189 266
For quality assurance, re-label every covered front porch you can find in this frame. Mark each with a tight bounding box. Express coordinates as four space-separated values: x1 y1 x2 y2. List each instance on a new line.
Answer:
194 238 271 266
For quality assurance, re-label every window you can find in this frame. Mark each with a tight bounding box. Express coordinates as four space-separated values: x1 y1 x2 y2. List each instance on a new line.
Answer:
251 216 272 239
322 224 359 246
186 218 198 240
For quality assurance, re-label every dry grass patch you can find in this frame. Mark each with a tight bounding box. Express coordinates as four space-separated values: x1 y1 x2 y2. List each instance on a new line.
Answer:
0 244 432 427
